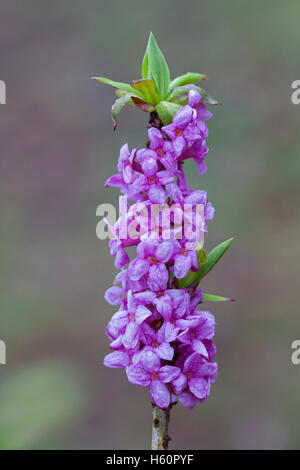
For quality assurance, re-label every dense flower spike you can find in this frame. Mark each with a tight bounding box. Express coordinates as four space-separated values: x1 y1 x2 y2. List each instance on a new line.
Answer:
94 35 233 423
103 89 219 410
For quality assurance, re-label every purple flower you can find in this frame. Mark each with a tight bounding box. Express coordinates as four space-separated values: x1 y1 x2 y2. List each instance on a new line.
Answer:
109 239 130 269
147 127 178 173
154 289 190 342
117 143 137 184
126 350 180 409
172 352 218 409
128 239 173 291
132 171 175 204
140 327 174 361
171 188 215 235
189 288 203 311
114 268 148 295
177 312 215 356
173 243 199 279
105 285 127 306
103 350 130 369
188 90 213 121
162 106 200 156
180 140 209 175
103 81 220 410
105 144 149 202
107 290 152 350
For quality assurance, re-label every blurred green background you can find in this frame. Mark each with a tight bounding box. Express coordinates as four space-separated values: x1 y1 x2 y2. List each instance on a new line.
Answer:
1 0 300 449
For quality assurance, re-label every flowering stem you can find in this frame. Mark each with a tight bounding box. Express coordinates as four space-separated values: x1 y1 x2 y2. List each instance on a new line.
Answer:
151 405 171 450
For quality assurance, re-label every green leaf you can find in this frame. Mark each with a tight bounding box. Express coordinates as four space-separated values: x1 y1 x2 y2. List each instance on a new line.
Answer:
112 93 155 128
130 79 160 104
169 72 207 91
111 94 134 129
115 89 155 112
115 88 135 104
142 48 150 79
92 76 145 99
155 101 181 125
202 293 233 302
178 247 207 288
131 97 155 112
197 237 234 281
178 238 234 288
169 84 221 105
146 32 170 99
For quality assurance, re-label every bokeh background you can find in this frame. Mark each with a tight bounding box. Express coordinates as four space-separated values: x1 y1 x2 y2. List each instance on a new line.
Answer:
1 0 300 449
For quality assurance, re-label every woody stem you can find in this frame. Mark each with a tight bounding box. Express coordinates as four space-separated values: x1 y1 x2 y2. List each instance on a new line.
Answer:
151 405 171 450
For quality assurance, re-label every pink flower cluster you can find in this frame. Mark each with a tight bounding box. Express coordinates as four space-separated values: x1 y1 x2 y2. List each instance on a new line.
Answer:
103 90 218 409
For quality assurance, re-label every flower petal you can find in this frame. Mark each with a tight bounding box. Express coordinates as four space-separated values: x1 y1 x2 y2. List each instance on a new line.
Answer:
177 391 198 409
149 380 171 409
155 296 172 321
159 365 181 383
141 349 160 374
141 156 158 177
174 254 192 279
123 164 133 184
192 339 208 357
128 258 149 281
122 322 140 349
165 322 179 342
189 377 209 399
109 335 124 350
134 291 156 303
196 102 213 121
162 123 176 140
188 90 201 108
178 329 192 345
126 364 150 386
105 173 124 188
171 373 187 395
110 310 129 331
115 248 130 269
140 323 156 344
196 361 218 380
156 342 174 361
127 289 136 312
157 171 175 185
148 127 164 149
103 351 130 368
135 305 152 325
148 185 166 204
155 241 174 263
132 175 148 192
185 190 207 205
183 352 203 374
173 135 186 157
105 286 124 305
148 264 169 292
173 106 194 128
137 239 159 258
